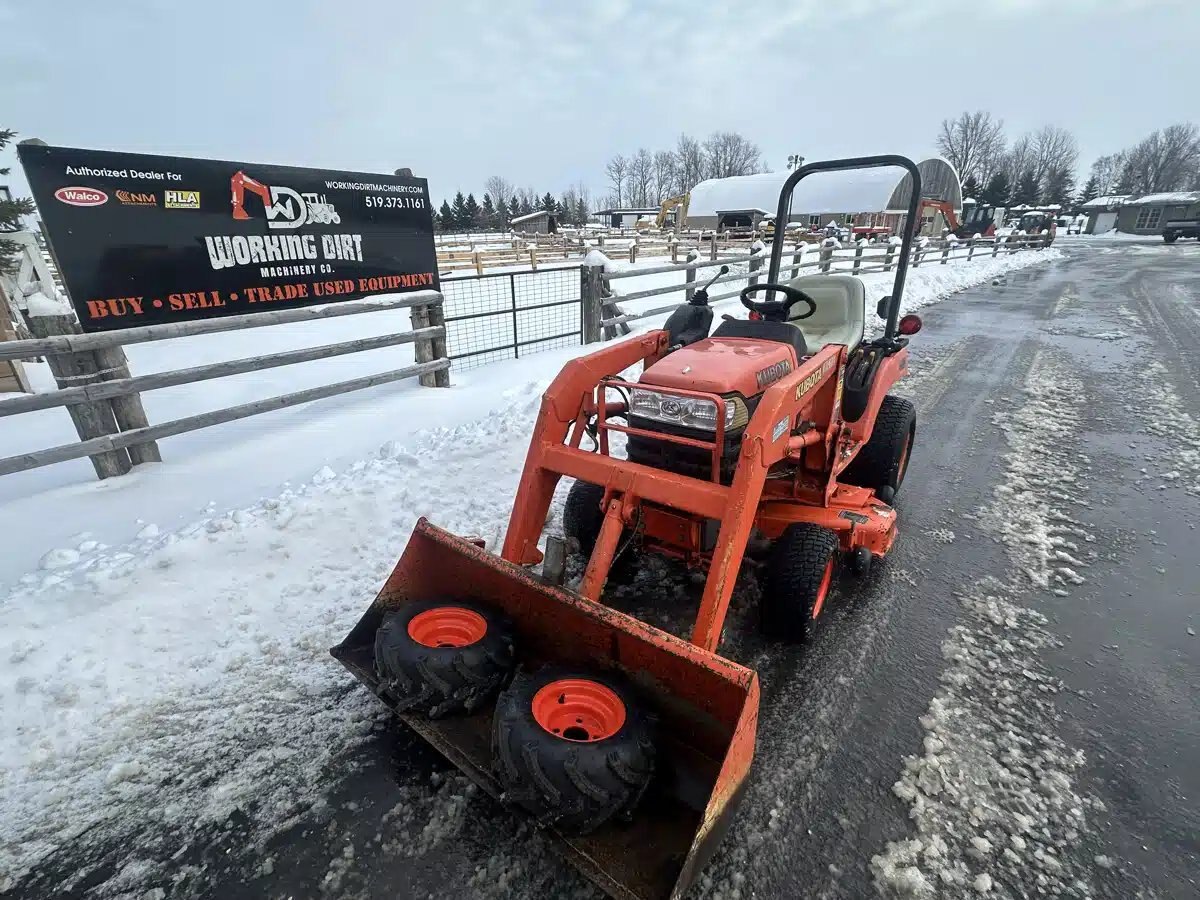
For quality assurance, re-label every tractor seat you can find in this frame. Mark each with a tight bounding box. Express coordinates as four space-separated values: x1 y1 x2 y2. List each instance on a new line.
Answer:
711 317 807 360
785 275 866 352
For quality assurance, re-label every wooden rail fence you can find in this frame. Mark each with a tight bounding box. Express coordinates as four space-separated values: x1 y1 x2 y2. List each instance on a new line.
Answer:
0 291 450 480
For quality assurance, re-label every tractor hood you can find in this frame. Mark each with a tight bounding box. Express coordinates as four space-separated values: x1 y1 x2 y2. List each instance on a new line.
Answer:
641 337 796 397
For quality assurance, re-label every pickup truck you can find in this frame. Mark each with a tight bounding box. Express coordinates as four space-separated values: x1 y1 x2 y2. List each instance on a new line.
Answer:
1163 219 1200 243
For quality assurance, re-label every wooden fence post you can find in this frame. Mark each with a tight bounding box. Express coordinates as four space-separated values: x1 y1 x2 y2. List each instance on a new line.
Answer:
819 246 833 273
748 254 762 287
410 300 451 387
791 244 805 280
629 244 638 263
91 344 161 465
685 250 699 304
670 243 679 264
28 312 132 478
529 247 539 270
967 239 976 262
473 251 483 276
581 265 604 343
709 237 718 261
883 244 896 272
852 241 865 275
992 238 1000 257
941 243 951 265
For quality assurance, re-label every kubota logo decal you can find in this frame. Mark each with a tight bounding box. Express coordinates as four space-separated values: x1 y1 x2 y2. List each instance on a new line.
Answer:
230 170 340 229
795 358 837 400
54 186 108 207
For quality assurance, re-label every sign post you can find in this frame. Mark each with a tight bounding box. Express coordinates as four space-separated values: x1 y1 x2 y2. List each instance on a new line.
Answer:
18 144 438 333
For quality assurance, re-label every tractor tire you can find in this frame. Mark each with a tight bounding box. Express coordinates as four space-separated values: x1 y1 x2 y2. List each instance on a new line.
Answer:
493 667 655 834
563 481 637 582
760 523 840 644
1163 230 1177 244
841 395 916 501
374 599 515 718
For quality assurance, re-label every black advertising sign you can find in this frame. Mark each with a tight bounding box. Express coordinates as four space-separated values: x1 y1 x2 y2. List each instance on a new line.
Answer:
17 144 438 332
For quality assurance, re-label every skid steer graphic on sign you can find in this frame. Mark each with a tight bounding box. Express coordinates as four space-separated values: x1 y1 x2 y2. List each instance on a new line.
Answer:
229 170 340 229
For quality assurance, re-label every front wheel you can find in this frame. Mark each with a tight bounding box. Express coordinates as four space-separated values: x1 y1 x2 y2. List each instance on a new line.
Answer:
760 523 840 644
493 667 655 834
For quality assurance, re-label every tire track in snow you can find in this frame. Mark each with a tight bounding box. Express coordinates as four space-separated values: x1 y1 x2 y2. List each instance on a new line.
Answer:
871 351 1107 898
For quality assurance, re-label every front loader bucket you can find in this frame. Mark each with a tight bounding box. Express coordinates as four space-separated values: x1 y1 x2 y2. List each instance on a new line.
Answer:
331 518 759 900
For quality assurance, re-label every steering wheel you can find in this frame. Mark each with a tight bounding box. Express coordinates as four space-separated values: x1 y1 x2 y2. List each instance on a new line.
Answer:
739 283 817 322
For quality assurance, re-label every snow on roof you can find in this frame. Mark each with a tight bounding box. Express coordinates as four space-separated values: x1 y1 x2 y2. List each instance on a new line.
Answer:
509 210 552 224
592 207 661 215
1123 190 1200 207
1079 194 1129 210
689 167 903 218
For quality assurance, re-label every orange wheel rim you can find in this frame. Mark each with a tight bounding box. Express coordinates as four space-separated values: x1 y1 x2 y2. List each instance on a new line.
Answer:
811 560 834 619
407 606 487 648
532 678 626 742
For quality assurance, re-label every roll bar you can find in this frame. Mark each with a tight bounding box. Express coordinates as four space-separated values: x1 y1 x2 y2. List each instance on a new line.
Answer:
765 155 923 344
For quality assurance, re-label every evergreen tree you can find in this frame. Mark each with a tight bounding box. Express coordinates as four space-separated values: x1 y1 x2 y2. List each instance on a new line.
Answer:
0 129 37 276
438 199 454 232
519 196 533 216
463 193 481 231
1042 167 1075 208
450 191 468 231
1013 168 1040 206
1076 173 1100 205
961 173 982 202
496 196 510 228
541 191 557 213
481 193 497 230
575 196 589 226
980 170 1011 208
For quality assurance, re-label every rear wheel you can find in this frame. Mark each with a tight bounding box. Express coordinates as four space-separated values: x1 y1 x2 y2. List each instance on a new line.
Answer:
760 523 840 644
493 667 655 834
841 395 916 502
374 600 516 718
1164 230 1177 244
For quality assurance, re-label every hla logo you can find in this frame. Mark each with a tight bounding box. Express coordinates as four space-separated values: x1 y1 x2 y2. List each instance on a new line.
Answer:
54 186 108 207
165 189 201 209
229 170 340 229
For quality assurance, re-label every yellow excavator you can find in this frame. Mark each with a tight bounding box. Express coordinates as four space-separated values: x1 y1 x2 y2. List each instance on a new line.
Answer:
656 192 689 230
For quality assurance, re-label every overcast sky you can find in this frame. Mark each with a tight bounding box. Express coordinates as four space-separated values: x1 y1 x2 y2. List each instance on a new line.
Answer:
3 0 1197 203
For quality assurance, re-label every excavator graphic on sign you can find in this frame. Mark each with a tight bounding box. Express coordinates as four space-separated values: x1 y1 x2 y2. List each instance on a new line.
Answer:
230 170 341 229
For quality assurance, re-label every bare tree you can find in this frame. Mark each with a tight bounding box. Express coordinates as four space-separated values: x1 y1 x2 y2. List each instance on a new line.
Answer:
675 134 705 193
1030 125 1079 188
703 131 762 179
1002 133 1034 185
605 154 628 208
653 150 676 203
935 111 1006 183
483 176 513 210
628 148 654 207
1119 123 1200 194
1089 152 1128 196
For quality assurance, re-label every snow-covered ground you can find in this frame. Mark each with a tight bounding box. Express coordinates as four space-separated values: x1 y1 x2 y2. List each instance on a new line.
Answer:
0 245 1062 893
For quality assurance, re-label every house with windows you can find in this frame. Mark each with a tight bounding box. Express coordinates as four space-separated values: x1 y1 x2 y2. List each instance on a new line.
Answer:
1116 191 1200 235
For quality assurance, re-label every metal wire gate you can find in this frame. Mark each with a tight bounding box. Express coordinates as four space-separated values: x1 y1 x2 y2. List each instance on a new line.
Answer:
441 266 583 370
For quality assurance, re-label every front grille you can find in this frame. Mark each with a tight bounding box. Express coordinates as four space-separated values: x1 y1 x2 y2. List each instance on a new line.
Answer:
626 416 744 484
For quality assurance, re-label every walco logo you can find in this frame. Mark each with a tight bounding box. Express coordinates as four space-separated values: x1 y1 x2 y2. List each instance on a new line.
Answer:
165 189 201 209
54 186 108 207
116 190 156 207
230 170 340 229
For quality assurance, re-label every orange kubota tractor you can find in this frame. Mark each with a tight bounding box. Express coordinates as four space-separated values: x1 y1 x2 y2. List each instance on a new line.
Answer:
332 156 926 899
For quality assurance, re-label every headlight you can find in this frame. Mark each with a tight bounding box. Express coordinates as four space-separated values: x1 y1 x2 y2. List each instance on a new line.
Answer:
629 389 747 432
